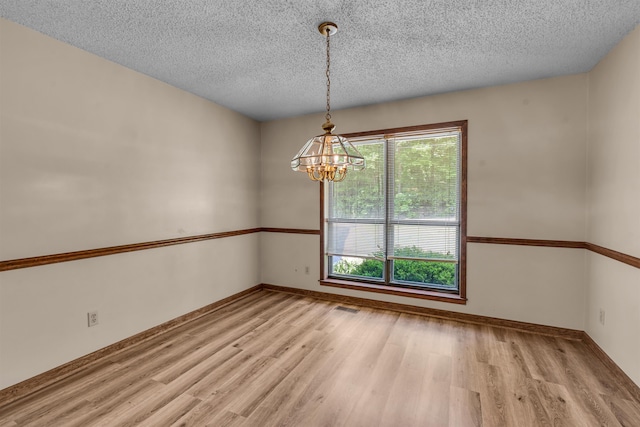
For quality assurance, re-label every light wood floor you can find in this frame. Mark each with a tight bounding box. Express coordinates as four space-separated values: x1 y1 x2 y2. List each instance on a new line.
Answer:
1 290 639 426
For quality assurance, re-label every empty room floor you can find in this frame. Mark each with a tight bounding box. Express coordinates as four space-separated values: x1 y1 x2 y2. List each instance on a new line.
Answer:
1 290 639 426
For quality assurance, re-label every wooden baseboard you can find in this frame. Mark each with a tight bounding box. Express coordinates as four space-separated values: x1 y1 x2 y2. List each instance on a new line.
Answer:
581 332 640 404
0 284 263 406
262 284 584 340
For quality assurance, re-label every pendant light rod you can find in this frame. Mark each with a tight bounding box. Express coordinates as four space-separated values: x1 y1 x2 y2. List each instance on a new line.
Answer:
320 22 337 130
290 21 365 182
325 25 332 124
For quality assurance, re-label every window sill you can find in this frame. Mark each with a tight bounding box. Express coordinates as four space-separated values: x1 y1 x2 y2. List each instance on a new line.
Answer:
320 278 467 305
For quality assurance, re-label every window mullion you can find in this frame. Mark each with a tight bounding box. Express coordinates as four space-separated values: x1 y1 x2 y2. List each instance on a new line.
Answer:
385 137 394 284
330 182 334 213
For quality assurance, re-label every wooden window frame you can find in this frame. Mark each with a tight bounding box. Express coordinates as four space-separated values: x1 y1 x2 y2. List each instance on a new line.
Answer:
319 120 468 305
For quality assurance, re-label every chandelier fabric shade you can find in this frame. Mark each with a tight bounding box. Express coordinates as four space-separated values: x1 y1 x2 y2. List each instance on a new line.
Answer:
291 22 365 182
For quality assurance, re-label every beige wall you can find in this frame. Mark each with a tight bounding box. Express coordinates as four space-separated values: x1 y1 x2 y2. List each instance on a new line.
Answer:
261 74 588 330
0 19 261 389
586 25 640 386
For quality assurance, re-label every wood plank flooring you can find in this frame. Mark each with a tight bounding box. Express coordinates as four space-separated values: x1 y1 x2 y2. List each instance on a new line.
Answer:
1 290 639 426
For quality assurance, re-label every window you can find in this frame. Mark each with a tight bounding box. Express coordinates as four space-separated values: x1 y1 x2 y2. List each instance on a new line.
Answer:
321 121 467 304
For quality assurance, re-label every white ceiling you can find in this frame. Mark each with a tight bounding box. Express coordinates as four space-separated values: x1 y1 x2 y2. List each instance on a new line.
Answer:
1 1 639 122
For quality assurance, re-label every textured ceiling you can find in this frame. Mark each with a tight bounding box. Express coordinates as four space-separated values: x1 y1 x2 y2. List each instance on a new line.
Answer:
1 1 639 121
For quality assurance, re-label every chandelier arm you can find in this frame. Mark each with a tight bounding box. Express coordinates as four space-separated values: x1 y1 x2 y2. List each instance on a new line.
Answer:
308 167 323 181
337 168 348 182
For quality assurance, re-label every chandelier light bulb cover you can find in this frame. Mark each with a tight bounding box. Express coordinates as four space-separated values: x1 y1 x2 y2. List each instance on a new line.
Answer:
291 22 365 182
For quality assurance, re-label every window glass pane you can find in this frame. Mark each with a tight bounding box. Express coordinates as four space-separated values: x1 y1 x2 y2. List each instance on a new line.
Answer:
330 142 384 220
330 255 384 280
327 222 384 258
392 136 459 221
391 224 458 260
392 260 457 288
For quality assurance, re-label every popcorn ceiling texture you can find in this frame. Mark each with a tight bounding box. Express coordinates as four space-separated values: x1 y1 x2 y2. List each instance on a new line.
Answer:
1 0 639 121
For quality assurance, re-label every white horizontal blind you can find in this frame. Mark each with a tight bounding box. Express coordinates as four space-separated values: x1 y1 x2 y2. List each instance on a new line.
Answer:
389 224 458 260
326 222 385 258
327 141 385 258
388 132 461 262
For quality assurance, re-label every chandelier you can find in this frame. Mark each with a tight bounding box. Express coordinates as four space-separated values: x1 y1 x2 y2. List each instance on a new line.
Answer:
291 22 365 182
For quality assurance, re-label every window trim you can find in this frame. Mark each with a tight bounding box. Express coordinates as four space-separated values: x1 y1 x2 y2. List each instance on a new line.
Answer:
319 120 468 304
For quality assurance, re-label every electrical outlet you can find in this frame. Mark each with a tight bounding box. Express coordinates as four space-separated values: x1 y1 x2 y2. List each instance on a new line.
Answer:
599 309 605 325
88 311 99 327
305 266 310 275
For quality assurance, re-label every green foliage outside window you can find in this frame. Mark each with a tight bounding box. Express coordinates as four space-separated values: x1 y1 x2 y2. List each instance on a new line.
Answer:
331 137 458 220
332 246 456 288
393 138 458 219
331 143 384 219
